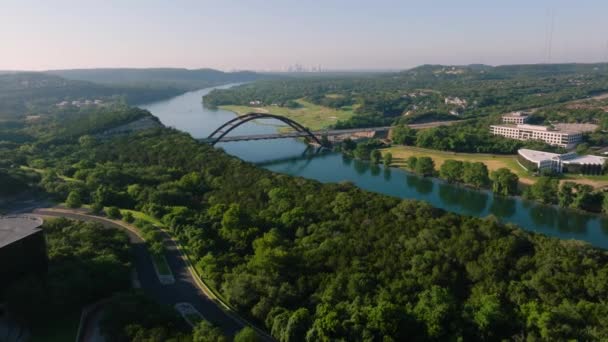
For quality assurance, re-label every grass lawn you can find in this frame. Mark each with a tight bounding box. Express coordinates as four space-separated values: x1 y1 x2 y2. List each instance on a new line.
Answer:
30 311 80 342
220 99 355 131
121 209 164 227
151 253 172 276
20 165 80 183
382 145 608 189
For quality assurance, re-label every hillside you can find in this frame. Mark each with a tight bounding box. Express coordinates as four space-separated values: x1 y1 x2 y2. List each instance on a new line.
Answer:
46 68 280 90
0 72 190 120
204 63 608 129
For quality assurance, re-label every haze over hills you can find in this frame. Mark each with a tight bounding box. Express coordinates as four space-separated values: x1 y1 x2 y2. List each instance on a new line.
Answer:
0 68 280 120
46 68 279 91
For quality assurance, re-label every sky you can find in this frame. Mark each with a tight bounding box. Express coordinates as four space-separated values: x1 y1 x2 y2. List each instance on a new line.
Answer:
2 0 608 71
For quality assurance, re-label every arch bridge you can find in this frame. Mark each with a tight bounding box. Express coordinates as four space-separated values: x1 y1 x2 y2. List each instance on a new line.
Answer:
201 112 394 146
203 113 324 146
200 112 457 146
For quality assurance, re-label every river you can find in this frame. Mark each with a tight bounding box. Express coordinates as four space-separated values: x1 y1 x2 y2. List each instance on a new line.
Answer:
141 85 608 249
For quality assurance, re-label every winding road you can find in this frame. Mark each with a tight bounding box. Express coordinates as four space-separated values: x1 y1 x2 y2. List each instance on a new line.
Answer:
33 208 272 341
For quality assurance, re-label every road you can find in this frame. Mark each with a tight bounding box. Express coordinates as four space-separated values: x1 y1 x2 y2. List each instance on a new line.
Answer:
200 120 461 143
33 208 273 341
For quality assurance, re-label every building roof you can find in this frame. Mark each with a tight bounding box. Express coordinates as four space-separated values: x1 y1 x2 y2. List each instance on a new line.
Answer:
0 216 44 248
518 149 560 163
518 149 607 165
553 123 598 133
562 154 606 165
503 111 529 117
491 124 581 134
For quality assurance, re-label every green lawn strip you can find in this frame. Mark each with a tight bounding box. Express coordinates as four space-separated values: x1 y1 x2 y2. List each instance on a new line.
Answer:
220 98 355 131
383 145 608 188
151 253 172 276
30 310 80 342
123 209 164 226
20 165 80 183
119 209 173 278
121 210 250 322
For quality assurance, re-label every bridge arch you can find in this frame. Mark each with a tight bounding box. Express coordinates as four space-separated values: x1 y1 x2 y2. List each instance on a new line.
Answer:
206 113 323 146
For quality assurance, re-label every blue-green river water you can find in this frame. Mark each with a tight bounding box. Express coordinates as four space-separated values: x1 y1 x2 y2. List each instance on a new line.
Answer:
142 85 608 249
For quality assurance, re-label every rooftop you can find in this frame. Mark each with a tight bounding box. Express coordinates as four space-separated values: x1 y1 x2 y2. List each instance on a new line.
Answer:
561 154 607 165
503 111 529 117
491 123 584 134
518 149 560 163
0 216 44 248
518 149 607 165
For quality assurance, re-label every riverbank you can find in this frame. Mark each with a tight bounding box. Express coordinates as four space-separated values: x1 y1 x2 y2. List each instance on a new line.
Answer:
143 84 608 249
382 145 608 189
220 98 355 130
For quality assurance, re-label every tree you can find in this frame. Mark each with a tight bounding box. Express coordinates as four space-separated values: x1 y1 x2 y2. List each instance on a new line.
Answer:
603 193 608 213
463 162 489 188
469 294 507 338
392 125 417 145
354 143 373 160
106 206 122 219
123 211 135 223
571 184 597 211
383 152 393 167
439 160 464 183
341 138 356 152
526 177 559 204
413 286 457 339
284 308 311 342
415 157 435 177
65 190 82 208
490 168 519 196
558 182 575 208
78 134 96 147
192 320 228 342
575 142 590 155
407 156 418 170
90 201 104 214
234 327 260 342
370 150 382 164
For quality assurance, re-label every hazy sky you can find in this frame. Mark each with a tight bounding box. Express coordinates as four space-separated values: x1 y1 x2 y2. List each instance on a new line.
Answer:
2 0 607 71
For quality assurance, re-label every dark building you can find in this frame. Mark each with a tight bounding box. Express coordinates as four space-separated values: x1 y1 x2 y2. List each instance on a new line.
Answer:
0 216 47 294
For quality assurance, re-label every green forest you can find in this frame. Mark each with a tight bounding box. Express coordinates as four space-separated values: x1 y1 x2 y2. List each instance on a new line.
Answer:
4 105 608 341
204 63 608 129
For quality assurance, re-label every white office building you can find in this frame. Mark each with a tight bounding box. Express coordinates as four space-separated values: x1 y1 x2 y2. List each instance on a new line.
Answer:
502 111 530 124
517 149 606 174
490 124 584 148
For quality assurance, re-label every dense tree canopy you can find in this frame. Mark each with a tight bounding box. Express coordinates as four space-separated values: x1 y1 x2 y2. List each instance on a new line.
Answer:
5 106 608 340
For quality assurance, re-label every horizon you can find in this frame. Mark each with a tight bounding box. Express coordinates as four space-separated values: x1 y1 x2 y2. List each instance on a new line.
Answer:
3 0 608 71
4 61 608 74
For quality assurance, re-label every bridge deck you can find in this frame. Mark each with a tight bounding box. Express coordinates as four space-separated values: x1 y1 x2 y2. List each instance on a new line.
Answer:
200 121 459 144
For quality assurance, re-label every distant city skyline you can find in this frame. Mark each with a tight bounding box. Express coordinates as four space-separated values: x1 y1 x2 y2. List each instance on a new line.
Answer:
2 0 608 71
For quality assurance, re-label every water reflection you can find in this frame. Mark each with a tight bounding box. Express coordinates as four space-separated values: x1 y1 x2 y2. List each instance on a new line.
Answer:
370 164 381 176
556 211 590 234
405 174 434 195
438 183 462 206
143 85 608 249
529 205 557 228
383 167 392 181
459 189 488 214
489 196 516 219
353 159 369 175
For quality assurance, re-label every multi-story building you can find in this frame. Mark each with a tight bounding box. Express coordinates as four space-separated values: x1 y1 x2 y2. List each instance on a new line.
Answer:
517 149 606 174
490 124 584 148
0 216 47 292
501 111 530 124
